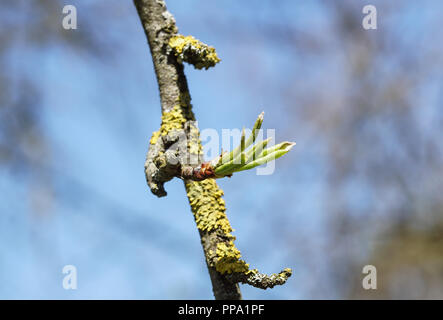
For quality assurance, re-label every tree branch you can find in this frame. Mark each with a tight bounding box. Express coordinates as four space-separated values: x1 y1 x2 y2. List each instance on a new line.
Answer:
134 0 291 300
133 0 241 299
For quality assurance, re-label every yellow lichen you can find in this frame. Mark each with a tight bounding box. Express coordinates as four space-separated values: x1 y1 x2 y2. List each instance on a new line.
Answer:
188 122 202 155
214 241 250 274
282 268 292 275
149 93 199 157
159 105 187 135
148 104 186 145
150 130 161 145
168 35 221 70
185 178 251 275
169 35 198 54
185 179 232 234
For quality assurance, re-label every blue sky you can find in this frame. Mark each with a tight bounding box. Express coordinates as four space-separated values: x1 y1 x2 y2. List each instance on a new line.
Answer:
1 0 442 299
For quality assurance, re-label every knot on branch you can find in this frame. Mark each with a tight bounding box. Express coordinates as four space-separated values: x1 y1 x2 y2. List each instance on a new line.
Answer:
145 103 206 197
146 110 296 198
145 129 182 197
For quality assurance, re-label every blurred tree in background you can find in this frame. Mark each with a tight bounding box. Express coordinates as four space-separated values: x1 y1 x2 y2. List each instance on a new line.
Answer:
0 0 110 216
262 1 443 298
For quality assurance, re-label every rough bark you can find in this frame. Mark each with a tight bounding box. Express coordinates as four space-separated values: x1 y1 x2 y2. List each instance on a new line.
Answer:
133 0 242 300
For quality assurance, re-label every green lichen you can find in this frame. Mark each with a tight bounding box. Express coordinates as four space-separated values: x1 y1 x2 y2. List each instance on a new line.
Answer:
168 35 221 70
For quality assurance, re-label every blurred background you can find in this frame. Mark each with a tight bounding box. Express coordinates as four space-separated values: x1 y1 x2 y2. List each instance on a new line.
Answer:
1 0 443 299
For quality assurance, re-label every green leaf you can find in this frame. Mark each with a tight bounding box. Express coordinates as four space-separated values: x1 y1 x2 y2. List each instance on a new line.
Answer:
218 112 264 166
211 112 295 178
258 141 295 158
215 152 246 176
243 111 264 150
245 137 271 163
236 142 295 172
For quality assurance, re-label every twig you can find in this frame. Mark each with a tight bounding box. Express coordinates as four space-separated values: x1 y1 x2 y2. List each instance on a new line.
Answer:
133 0 291 300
